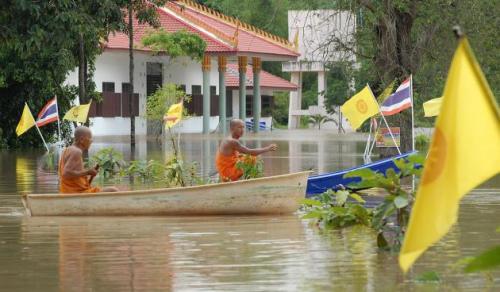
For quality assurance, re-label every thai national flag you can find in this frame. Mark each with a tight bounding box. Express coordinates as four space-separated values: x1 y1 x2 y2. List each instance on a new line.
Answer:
380 77 412 116
36 97 59 127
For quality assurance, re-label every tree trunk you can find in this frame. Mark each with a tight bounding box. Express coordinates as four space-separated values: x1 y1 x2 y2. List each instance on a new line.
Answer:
128 4 136 146
373 3 416 155
78 33 86 106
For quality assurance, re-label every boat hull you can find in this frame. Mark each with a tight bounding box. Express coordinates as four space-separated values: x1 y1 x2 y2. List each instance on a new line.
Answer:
306 152 417 196
22 171 311 216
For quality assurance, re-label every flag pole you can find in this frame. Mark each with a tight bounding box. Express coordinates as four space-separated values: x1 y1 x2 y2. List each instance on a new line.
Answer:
368 85 401 155
34 123 49 152
410 75 415 152
410 75 416 192
363 118 373 162
55 95 62 144
368 116 382 157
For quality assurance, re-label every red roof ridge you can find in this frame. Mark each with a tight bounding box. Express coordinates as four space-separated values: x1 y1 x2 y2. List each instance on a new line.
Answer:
173 0 298 53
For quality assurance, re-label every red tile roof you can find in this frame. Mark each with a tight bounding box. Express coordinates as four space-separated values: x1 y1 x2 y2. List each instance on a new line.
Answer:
104 1 299 59
225 64 297 91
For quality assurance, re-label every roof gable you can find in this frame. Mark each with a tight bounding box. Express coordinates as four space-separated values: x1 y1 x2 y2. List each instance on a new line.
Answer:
105 1 299 59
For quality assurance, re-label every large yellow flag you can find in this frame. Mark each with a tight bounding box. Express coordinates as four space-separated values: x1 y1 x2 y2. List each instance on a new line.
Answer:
399 38 500 273
164 101 183 128
16 103 36 136
63 102 91 123
341 85 379 130
423 97 443 117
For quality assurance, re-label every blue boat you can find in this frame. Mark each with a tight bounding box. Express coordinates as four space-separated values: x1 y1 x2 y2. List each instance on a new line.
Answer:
306 151 417 197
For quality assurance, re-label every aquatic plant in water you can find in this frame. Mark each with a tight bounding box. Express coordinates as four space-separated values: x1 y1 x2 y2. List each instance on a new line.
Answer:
302 154 425 251
88 147 126 177
236 154 263 180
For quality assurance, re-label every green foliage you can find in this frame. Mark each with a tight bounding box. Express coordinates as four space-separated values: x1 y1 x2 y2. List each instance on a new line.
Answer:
88 147 126 177
302 189 371 228
142 29 207 61
307 114 338 130
146 83 187 121
236 155 263 180
415 134 430 152
39 149 58 172
0 0 127 148
302 154 424 250
464 245 500 273
414 271 441 283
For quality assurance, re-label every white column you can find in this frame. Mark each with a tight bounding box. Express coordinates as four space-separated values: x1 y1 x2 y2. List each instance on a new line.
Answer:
318 71 326 113
288 72 302 129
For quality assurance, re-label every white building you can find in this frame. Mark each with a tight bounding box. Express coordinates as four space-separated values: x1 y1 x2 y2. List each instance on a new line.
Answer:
65 0 299 136
283 10 356 131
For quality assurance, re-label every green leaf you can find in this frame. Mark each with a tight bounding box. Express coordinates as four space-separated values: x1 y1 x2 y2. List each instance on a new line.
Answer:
408 154 425 165
301 210 323 219
349 193 366 203
414 271 441 283
300 198 322 207
377 232 389 249
335 190 349 205
343 168 376 179
464 245 500 273
394 196 409 209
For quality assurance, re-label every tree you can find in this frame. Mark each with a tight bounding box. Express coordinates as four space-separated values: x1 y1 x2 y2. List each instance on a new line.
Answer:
73 1 127 126
0 1 125 148
124 0 167 146
315 0 499 152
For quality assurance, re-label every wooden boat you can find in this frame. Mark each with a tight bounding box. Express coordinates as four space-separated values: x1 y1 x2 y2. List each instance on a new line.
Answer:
21 171 311 216
306 151 417 197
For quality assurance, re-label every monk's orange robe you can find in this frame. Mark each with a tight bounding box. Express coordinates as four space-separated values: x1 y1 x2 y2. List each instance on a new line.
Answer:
59 148 100 194
215 151 256 182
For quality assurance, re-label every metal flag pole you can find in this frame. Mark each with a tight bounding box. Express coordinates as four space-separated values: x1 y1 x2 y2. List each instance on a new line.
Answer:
34 123 49 152
55 95 62 144
410 74 416 192
410 75 415 152
363 117 373 162
368 85 401 155
367 116 382 157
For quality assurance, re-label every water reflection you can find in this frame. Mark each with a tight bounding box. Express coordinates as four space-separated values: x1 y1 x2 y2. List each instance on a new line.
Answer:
1 132 499 290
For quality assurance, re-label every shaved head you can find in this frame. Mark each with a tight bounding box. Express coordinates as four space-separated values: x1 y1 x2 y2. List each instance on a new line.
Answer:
229 119 244 130
74 126 91 140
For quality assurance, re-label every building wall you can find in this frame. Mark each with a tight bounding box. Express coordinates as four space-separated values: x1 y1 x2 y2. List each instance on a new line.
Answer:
65 51 222 136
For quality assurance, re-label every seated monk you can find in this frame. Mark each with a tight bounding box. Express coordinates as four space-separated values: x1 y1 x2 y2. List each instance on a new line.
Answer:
216 119 277 182
59 126 118 194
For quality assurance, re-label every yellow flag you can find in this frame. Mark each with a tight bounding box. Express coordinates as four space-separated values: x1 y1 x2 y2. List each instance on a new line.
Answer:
377 79 396 103
340 85 379 130
164 101 183 128
63 102 91 123
399 38 500 273
16 103 36 136
423 97 443 117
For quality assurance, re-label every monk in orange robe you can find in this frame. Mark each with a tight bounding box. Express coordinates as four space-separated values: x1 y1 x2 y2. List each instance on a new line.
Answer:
59 126 118 194
216 119 277 182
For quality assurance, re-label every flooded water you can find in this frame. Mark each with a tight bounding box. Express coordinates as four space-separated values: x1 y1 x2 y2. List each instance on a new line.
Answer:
1 130 499 291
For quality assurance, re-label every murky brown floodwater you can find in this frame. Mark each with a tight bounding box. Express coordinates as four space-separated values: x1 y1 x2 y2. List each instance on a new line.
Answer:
1 130 499 291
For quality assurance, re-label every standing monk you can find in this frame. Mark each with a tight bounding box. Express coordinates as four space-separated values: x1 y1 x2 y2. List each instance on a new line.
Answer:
216 119 277 182
59 126 118 193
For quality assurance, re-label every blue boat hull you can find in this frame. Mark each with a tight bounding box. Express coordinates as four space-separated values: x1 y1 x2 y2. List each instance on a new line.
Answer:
306 152 417 197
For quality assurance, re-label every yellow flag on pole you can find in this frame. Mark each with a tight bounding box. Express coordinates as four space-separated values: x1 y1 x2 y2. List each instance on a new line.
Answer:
16 103 36 136
399 38 500 273
63 101 91 123
377 79 396 103
164 101 183 128
423 97 443 117
340 85 379 130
